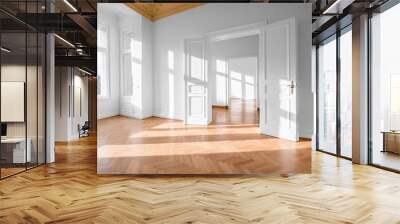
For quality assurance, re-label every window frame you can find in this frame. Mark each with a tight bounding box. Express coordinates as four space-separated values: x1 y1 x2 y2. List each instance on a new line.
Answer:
368 0 400 173
97 24 110 99
120 30 135 98
315 24 353 161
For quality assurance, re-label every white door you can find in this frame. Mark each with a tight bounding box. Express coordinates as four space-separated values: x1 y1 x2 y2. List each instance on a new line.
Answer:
184 38 211 125
259 18 298 141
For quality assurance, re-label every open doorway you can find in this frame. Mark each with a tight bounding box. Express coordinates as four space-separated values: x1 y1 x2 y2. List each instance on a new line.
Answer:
184 18 299 141
54 66 95 147
209 35 259 126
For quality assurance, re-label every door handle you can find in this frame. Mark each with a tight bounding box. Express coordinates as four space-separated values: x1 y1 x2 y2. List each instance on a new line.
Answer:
287 80 295 95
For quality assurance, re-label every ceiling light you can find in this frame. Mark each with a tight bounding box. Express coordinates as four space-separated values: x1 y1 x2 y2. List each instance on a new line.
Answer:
323 0 343 14
54 34 75 48
63 0 78 12
1 47 11 53
78 67 92 76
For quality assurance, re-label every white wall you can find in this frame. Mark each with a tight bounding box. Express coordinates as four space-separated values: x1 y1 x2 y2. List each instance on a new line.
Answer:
54 67 70 141
55 67 89 141
97 4 120 119
71 74 89 138
210 35 259 58
1 65 36 139
209 35 258 106
152 3 313 137
228 57 258 100
142 18 154 118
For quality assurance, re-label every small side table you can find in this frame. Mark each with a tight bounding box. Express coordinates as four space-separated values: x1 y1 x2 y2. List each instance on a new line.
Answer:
381 131 400 155
1 138 32 164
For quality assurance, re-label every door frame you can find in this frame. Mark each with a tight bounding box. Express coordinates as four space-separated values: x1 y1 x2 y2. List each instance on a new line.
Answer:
183 20 267 125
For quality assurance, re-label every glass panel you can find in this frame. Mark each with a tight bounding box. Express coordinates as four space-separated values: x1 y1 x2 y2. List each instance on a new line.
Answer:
38 33 46 165
0 1 46 179
27 31 38 169
318 36 337 154
1 31 27 177
340 28 352 158
190 42 204 80
371 3 400 171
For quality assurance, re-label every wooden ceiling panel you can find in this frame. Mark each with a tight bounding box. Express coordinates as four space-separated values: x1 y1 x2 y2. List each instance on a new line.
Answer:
126 3 204 21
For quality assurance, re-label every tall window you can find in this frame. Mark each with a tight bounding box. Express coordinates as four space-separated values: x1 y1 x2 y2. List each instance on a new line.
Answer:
121 31 142 98
121 31 133 97
340 27 352 158
317 35 337 154
316 26 353 159
370 3 400 171
97 25 109 98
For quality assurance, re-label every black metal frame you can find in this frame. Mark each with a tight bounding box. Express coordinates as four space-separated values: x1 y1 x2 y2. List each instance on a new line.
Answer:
0 0 47 180
336 28 341 158
367 10 373 166
0 24 2 179
315 23 353 161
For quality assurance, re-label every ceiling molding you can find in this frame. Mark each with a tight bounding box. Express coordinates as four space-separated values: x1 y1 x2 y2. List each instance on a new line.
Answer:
126 3 204 21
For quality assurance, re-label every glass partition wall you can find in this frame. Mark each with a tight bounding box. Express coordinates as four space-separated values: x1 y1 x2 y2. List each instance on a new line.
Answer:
316 26 352 159
370 2 400 171
0 4 46 179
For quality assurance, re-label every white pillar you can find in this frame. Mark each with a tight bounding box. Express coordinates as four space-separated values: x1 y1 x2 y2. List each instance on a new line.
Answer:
312 45 317 150
46 32 55 163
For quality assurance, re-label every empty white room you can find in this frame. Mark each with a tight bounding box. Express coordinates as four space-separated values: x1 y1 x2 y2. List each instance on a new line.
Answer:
97 3 313 174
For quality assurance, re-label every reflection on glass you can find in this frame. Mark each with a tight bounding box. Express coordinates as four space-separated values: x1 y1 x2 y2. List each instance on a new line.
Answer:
371 3 400 171
38 33 46 165
27 32 38 169
318 36 337 154
340 29 352 158
0 1 46 179
1 32 27 177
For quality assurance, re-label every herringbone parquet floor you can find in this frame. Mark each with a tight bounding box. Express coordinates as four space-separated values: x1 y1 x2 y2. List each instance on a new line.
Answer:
1 135 400 223
98 99 311 174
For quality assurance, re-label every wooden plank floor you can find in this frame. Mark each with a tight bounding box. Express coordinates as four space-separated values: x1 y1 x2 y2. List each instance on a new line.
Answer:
98 99 311 174
1 135 400 223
